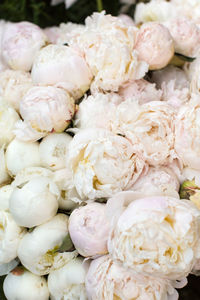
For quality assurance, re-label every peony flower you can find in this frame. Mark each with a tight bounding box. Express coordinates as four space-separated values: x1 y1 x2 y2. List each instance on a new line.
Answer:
0 211 26 264
0 70 33 111
56 22 85 45
0 145 10 186
0 100 20 147
0 185 14 211
135 22 174 70
5 138 41 176
0 259 19 276
43 26 61 44
2 21 47 71
185 57 200 94
14 86 75 142
118 79 162 104
131 165 180 198
9 176 59 228
70 12 148 93
114 100 176 166
107 194 200 280
31 44 93 100
171 0 200 24
69 203 110 257
135 0 177 24
164 17 200 57
174 95 200 170
51 0 78 9
17 214 77 275
85 255 181 300
67 128 147 201
39 133 72 171
75 93 121 130
117 14 135 27
48 257 87 300
0 20 8 72
3 269 49 300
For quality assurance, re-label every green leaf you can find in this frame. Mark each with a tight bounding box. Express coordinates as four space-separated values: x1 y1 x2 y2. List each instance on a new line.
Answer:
175 53 196 62
179 180 198 199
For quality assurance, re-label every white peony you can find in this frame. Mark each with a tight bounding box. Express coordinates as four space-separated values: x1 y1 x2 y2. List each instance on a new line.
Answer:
70 12 148 93
185 58 200 94
6 138 41 176
3 269 49 300
0 70 33 111
14 86 75 142
114 100 176 166
0 100 20 147
171 0 200 24
0 145 10 186
2 21 47 71
67 128 147 201
0 185 14 211
0 211 26 264
75 93 121 131
48 257 87 300
56 22 85 45
135 22 174 70
31 44 93 100
9 176 59 228
131 165 180 198
51 0 78 9
39 133 72 171
17 214 77 275
118 79 162 104
86 255 180 300
69 203 110 257
107 194 200 280
175 95 200 170
135 0 177 24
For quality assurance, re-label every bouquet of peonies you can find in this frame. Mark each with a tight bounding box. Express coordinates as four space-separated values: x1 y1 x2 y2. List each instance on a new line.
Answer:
2 0 200 299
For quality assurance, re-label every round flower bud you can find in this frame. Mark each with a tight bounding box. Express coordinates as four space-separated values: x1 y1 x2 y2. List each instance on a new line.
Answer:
0 185 14 211
67 128 146 201
17 214 76 275
14 86 75 142
165 17 200 57
108 194 200 280
118 79 162 104
9 177 59 228
48 258 87 300
131 165 180 198
0 211 26 264
31 44 93 100
0 100 20 147
0 145 10 186
86 255 181 300
6 138 40 176
69 203 110 257
39 133 72 171
0 70 33 111
75 93 121 130
3 270 49 300
175 95 200 170
2 21 47 71
135 22 174 70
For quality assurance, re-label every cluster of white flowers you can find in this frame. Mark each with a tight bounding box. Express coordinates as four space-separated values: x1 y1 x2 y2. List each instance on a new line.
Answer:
1 3 200 299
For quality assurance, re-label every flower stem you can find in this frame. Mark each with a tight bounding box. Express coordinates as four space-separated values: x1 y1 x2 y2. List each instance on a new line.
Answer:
96 0 103 12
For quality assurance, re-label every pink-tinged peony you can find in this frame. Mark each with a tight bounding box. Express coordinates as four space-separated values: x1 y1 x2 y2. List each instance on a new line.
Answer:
85 255 181 300
70 12 148 93
2 22 47 71
131 165 180 198
171 0 200 25
14 86 75 142
0 70 33 112
67 128 147 201
31 44 93 100
69 203 110 257
175 95 200 170
56 22 85 45
107 194 200 280
75 93 121 130
117 14 135 26
43 26 61 44
135 22 174 70
114 100 176 166
165 17 200 57
151 65 190 109
118 79 162 104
